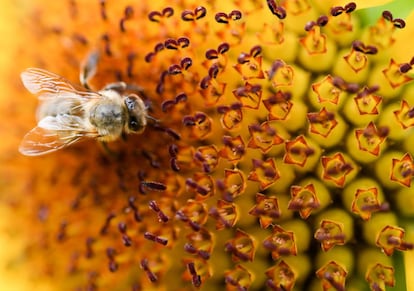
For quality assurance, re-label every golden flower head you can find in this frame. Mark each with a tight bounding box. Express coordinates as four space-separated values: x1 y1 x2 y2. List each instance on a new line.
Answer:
2 0 414 290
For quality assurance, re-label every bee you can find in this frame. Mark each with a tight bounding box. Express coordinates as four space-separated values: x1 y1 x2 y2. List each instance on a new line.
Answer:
19 67 149 156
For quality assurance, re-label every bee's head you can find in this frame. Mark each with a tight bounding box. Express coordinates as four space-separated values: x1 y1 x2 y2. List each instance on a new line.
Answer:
124 94 148 133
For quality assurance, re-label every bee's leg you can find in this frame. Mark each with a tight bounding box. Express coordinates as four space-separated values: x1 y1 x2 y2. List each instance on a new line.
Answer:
80 51 100 90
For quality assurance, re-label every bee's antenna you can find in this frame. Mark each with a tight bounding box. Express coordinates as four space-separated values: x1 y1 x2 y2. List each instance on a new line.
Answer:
146 114 160 124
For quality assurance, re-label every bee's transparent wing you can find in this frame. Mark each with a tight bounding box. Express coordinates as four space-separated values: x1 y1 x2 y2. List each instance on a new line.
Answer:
21 68 100 100
19 68 102 156
19 127 82 156
19 116 98 156
19 115 99 156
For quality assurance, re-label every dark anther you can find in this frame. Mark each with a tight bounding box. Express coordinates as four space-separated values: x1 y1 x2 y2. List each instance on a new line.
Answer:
169 144 178 157
170 157 180 171
120 6 134 31
72 34 88 46
100 213 116 235
181 57 192 70
181 10 195 21
149 200 169 223
317 15 329 27
101 33 112 56
168 64 182 75
331 6 344 16
345 2 357 13
366 45 378 55
182 115 196 126
184 243 197 254
106 247 116 259
148 7 174 22
230 10 242 21
206 49 218 60
267 0 278 15
304 21 316 31
378 126 390 138
144 232 168 245
218 42 230 54
393 18 406 29
353 40 378 55
141 181 167 191
250 45 262 57
120 20 127 32
127 52 135 78
124 6 134 18
230 102 243 110
142 150 160 168
353 40 364 51
128 197 137 210
100 0 107 20
128 197 142 222
400 63 412 73
85 237 95 258
382 10 393 22
156 82 164 95
118 222 127 233
181 6 206 21
194 112 207 123
162 7 174 17
158 211 169 223
106 248 118 272
194 6 207 19
160 70 168 81
217 105 229 114
367 85 380 94
164 38 178 50
148 200 160 212
122 235 132 247
154 43 165 52
266 0 286 19
187 262 202 287
140 259 158 282
176 92 187 103
237 52 250 64
332 76 346 88
208 64 219 78
275 6 287 19
145 52 155 63
186 178 198 189
177 37 190 48
200 76 211 89
188 262 198 276
196 185 210 196
148 11 162 22
161 100 176 112
215 12 229 23
194 151 205 162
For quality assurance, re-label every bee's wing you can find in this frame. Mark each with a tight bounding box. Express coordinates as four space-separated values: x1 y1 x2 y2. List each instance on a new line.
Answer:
19 115 99 156
21 68 100 100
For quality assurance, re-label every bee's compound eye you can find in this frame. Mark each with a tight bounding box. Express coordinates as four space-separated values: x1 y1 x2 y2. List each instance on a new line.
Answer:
125 95 138 111
129 116 141 131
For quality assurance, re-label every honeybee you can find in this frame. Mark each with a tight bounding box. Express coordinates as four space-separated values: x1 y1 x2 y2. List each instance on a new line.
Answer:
19 68 149 156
